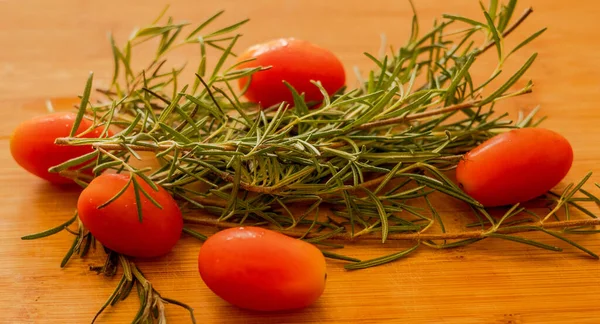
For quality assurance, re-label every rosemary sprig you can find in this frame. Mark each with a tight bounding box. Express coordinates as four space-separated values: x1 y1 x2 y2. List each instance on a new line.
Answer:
22 1 600 323
52 0 600 261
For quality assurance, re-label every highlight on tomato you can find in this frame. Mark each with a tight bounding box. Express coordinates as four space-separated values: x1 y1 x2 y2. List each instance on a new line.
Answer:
10 112 109 184
235 37 346 109
456 127 574 207
197 226 327 311
77 173 183 258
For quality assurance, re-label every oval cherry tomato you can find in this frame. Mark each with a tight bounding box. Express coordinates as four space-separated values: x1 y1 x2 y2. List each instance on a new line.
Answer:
236 38 346 109
456 127 573 207
198 226 327 311
77 173 183 258
10 112 108 184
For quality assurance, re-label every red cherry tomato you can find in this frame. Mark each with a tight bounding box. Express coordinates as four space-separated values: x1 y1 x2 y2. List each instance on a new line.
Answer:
10 112 108 184
77 173 183 258
198 226 327 311
456 127 573 207
236 38 346 109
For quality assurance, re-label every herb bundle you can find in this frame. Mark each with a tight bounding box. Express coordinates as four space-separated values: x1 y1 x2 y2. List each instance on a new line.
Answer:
23 0 600 322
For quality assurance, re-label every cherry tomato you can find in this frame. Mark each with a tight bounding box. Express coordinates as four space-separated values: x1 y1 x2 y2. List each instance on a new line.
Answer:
10 112 108 184
197 226 327 311
77 173 183 258
236 37 346 109
456 127 573 207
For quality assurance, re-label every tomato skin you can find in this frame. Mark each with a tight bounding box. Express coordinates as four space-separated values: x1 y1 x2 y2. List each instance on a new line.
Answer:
77 173 183 258
236 38 346 109
10 112 108 184
197 226 327 311
456 128 573 207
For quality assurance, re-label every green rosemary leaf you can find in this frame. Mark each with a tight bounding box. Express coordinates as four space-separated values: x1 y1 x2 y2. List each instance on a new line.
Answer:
345 244 420 270
158 26 183 57
467 217 533 228
120 143 142 161
566 201 598 219
483 10 502 60
182 227 208 241
117 254 133 281
565 229 600 234
114 113 142 137
21 212 78 240
321 250 361 263
48 150 99 173
91 274 127 324
408 0 419 43
539 229 599 259
79 233 93 257
361 188 390 243
98 178 132 209
283 81 310 116
425 238 485 249
545 172 593 221
442 14 486 27
159 297 197 324
406 173 482 206
70 72 94 137
158 123 192 144
92 161 123 174
186 10 224 40
165 147 180 182
486 233 562 251
495 203 522 227
497 0 517 32
445 54 476 103
364 52 385 69
135 23 188 38
204 18 249 39
516 105 541 128
374 162 403 195
133 177 163 210
109 33 121 86
131 281 148 323
60 233 80 268
299 207 320 240
580 188 600 206
135 171 160 192
508 28 547 58
184 94 224 123
304 226 345 243
480 52 537 105
174 192 205 209
424 195 445 234
487 0 499 21
221 156 241 220
211 34 240 78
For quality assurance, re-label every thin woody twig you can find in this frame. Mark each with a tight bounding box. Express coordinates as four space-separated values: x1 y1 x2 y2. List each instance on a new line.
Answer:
183 216 600 241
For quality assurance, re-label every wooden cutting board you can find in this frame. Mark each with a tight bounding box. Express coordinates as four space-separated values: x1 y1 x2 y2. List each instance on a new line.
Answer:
1 0 599 323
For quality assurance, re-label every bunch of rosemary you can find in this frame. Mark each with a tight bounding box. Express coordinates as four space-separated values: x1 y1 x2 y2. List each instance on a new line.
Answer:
24 0 600 322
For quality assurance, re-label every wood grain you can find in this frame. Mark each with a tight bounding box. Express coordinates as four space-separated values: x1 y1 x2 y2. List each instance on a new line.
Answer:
1 0 600 323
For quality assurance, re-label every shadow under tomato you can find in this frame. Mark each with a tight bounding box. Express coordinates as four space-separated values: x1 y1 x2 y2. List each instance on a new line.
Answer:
15 178 84 237
218 299 327 323
31 180 84 210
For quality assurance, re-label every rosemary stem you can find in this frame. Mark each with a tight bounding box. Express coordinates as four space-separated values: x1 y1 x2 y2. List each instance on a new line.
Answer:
182 216 600 241
358 87 532 131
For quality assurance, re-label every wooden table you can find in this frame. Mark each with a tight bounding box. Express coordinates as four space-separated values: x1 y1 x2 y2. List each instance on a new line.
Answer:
2 0 600 323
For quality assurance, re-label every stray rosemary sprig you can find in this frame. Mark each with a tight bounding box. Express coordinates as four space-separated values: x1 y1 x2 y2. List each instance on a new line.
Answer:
21 210 198 323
